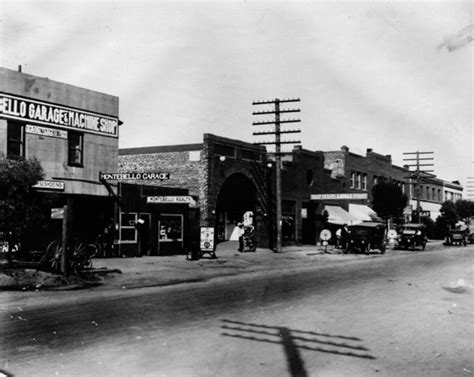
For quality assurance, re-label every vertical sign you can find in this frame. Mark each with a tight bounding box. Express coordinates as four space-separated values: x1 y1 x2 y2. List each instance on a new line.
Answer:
200 227 215 252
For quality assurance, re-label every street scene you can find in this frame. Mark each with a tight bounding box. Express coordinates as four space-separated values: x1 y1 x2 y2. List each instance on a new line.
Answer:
0 1 473 377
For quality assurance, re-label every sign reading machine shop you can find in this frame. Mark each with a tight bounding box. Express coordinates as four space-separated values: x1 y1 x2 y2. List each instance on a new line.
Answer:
99 172 170 181
0 94 118 137
311 193 368 200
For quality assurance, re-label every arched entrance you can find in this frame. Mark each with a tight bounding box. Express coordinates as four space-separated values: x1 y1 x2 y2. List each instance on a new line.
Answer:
216 173 257 241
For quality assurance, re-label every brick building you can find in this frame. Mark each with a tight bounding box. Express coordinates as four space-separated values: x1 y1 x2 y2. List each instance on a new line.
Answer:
119 134 275 250
324 146 407 203
324 145 464 222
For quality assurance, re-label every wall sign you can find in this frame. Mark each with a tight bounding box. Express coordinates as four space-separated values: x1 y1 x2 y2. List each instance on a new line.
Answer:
147 196 195 205
26 124 68 139
311 193 368 200
99 172 170 181
32 180 65 191
0 94 118 137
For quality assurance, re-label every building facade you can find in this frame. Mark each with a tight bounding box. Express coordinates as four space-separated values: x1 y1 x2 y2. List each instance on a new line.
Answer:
119 134 275 249
0 67 120 246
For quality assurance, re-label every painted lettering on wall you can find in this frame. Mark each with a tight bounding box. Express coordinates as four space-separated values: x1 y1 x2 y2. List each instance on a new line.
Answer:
0 94 118 137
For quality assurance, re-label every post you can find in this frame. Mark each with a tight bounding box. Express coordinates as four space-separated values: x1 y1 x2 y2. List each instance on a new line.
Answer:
274 99 283 253
61 196 73 276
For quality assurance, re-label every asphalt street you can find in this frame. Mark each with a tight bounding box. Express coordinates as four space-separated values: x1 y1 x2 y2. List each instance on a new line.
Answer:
1 244 473 377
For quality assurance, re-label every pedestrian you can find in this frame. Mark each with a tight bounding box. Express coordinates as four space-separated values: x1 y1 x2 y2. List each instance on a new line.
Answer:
335 227 342 248
236 222 244 252
341 223 349 250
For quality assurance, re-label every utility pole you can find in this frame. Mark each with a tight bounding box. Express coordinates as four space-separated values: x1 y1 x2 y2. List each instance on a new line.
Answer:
252 98 301 253
403 151 434 223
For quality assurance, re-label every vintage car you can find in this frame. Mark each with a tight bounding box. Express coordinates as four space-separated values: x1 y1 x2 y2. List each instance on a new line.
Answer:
344 222 387 255
398 224 427 251
445 228 468 246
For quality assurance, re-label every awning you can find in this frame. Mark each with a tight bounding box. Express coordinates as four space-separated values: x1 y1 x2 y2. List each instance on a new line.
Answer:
348 204 382 222
324 205 362 226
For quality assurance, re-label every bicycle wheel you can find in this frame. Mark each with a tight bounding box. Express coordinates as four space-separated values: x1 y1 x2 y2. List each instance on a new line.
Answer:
42 241 62 272
72 243 96 272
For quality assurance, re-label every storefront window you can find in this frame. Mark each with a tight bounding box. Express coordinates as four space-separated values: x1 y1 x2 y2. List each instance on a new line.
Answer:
159 214 183 242
7 122 24 157
68 132 83 167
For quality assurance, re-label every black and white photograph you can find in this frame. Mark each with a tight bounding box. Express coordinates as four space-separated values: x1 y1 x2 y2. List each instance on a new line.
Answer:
0 1 473 376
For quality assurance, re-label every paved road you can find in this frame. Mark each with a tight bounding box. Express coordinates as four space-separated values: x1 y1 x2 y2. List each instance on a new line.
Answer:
1 245 473 376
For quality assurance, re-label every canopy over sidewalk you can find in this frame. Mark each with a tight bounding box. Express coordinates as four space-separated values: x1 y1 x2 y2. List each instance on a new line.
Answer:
349 204 382 222
324 205 362 226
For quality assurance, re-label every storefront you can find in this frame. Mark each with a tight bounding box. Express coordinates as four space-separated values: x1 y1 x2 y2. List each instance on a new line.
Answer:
117 183 198 256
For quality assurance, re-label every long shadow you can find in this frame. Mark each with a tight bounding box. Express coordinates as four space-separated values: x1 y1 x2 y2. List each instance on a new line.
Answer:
220 319 375 377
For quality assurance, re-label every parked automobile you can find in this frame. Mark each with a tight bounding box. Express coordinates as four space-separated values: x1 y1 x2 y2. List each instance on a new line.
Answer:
344 222 387 255
398 224 427 251
445 228 468 246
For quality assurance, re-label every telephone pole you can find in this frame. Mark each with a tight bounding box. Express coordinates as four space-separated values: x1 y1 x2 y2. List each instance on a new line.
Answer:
403 151 434 222
252 98 301 253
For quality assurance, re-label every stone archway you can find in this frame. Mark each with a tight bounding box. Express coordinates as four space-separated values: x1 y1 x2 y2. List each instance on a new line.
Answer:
215 173 257 241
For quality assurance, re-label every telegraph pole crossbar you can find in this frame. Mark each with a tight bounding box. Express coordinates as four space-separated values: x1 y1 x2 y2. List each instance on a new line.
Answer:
403 151 435 223
252 98 301 253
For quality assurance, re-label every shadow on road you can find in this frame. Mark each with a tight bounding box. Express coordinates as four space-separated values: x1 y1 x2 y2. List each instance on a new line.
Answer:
221 319 375 377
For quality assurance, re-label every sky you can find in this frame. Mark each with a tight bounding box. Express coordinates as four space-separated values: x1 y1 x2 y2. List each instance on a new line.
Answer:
1 0 472 188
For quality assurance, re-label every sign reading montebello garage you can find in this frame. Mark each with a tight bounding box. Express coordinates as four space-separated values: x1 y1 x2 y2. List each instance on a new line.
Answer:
0 94 118 137
99 172 170 181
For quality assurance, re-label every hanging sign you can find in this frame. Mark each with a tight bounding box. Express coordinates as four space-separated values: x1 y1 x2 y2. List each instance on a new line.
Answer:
99 172 170 181
32 180 65 191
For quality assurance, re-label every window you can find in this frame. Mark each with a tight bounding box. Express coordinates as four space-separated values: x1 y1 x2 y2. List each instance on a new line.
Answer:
120 212 137 243
350 172 355 188
438 189 442 201
7 122 25 157
241 149 261 161
373 175 378 186
214 144 235 158
306 169 314 186
159 214 183 242
356 172 362 189
68 132 83 166
362 173 367 190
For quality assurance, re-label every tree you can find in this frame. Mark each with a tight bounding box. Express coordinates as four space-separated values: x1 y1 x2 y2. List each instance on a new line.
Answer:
371 181 408 220
435 200 459 238
455 199 474 221
0 157 46 254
